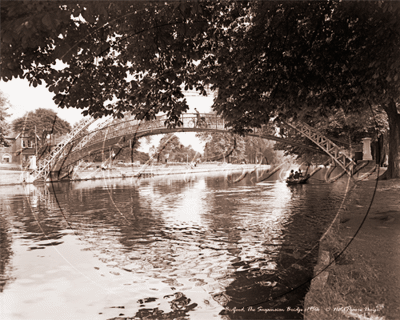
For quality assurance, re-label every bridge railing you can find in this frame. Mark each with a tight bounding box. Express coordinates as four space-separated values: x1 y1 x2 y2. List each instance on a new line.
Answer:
40 110 360 182
103 115 167 140
73 113 227 152
73 116 162 150
180 113 225 129
50 114 229 175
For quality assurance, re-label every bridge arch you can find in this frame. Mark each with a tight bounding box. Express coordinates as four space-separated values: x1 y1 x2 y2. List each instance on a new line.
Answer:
30 113 353 182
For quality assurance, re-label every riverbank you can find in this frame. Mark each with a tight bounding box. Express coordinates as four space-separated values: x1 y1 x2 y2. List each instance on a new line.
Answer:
304 170 400 319
0 163 271 185
72 163 271 181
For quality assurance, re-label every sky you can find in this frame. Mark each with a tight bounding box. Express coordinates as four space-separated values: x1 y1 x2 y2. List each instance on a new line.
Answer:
0 78 214 153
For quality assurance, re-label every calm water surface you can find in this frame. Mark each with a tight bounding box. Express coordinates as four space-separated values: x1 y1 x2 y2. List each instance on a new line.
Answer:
0 171 348 319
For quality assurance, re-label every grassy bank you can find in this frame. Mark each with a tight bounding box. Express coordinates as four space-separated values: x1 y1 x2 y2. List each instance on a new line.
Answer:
304 174 399 320
304 237 386 320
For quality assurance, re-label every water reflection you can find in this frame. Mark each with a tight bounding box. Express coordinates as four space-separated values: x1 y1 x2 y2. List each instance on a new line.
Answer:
0 207 13 292
0 172 347 319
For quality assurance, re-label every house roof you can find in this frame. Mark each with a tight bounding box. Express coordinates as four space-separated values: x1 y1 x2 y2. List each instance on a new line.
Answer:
5 131 41 140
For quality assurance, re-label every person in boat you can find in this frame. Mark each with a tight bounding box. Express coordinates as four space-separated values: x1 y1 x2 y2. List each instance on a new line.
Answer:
288 170 295 180
298 169 303 177
293 171 300 179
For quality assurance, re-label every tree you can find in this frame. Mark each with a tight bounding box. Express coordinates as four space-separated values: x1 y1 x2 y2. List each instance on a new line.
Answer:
156 133 199 163
116 138 150 164
198 131 281 164
274 108 388 164
202 1 400 178
2 1 400 178
12 108 71 141
91 140 149 164
1 1 213 123
0 90 11 147
198 132 245 163
243 136 280 165
198 132 237 162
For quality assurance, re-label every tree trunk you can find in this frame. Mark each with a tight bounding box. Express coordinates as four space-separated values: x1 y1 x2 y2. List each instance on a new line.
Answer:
372 134 387 166
379 133 389 167
380 99 400 179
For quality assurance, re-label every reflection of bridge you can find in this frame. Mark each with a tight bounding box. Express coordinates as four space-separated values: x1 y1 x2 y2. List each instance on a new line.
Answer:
30 113 355 182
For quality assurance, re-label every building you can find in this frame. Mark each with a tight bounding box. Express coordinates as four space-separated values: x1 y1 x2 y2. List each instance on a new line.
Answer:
0 132 40 165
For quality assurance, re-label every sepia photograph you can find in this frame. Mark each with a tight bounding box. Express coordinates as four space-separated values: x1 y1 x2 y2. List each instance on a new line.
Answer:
1 1 399 319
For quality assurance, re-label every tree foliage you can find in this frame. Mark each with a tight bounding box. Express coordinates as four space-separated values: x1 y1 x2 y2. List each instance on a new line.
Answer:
91 139 149 164
243 136 280 164
156 133 199 163
198 132 280 164
0 90 11 147
12 108 71 140
200 132 238 162
2 1 400 177
1 1 213 123
203 1 400 177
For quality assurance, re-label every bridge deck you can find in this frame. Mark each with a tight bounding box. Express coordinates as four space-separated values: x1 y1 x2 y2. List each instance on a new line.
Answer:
30 113 354 182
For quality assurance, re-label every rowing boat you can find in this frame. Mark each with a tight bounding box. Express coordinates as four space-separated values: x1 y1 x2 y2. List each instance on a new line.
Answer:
286 175 309 185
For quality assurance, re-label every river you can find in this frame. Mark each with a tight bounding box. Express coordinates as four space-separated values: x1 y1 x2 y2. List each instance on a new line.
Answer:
0 170 349 319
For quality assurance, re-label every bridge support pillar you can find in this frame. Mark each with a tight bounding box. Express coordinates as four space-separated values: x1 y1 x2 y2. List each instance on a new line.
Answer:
362 138 373 161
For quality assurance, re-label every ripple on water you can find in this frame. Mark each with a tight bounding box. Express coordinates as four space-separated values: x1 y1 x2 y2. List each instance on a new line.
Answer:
0 175 346 319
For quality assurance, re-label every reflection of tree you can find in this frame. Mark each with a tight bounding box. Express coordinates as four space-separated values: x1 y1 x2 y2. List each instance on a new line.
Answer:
109 292 198 320
2 186 68 245
58 181 171 258
220 183 346 319
2 174 348 319
141 176 191 199
0 210 14 292
201 178 242 256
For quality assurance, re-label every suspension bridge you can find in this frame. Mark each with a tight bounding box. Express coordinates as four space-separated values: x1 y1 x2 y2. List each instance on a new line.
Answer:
26 112 363 183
